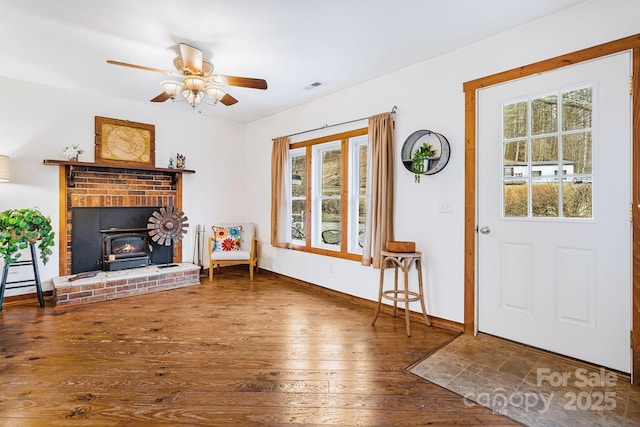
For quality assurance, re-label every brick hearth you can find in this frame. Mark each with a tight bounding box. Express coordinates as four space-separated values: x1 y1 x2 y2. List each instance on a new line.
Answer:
52 263 200 307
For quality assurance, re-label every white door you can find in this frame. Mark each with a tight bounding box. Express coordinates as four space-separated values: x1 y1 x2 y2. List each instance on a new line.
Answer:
477 52 631 372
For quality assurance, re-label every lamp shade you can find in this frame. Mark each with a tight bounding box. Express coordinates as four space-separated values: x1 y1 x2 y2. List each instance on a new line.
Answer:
206 85 226 102
183 75 206 92
0 155 9 182
161 80 184 98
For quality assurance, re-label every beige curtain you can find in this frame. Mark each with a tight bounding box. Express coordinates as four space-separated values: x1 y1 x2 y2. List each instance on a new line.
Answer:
362 113 395 268
270 136 290 248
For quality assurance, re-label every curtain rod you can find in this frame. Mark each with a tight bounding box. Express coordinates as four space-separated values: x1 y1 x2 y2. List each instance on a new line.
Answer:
281 106 397 139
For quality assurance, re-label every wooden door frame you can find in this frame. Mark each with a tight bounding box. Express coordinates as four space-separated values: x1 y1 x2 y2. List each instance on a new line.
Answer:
463 34 640 381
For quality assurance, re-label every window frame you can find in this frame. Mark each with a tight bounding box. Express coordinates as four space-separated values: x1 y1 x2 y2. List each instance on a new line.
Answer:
288 127 368 261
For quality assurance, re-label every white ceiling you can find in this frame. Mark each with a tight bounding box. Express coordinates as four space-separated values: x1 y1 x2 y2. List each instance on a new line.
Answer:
0 0 585 123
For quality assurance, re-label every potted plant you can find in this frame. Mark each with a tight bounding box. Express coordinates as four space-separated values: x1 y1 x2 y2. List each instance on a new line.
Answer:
412 142 437 183
0 208 55 264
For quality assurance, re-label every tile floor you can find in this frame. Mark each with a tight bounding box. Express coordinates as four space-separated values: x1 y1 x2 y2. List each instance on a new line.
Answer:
409 333 640 426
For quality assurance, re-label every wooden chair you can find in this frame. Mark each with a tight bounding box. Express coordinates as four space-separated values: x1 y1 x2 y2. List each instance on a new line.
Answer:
208 223 258 281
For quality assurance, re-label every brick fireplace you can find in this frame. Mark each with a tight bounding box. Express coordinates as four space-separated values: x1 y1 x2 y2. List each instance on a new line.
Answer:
44 160 199 306
44 160 193 275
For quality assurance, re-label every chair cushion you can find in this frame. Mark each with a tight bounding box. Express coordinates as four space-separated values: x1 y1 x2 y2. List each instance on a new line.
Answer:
212 225 242 252
211 249 252 261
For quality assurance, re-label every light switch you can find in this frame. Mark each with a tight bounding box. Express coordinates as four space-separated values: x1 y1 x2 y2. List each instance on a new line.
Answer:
438 198 453 213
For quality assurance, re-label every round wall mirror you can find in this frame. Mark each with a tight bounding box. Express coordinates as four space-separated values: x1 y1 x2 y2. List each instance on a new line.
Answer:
401 129 450 177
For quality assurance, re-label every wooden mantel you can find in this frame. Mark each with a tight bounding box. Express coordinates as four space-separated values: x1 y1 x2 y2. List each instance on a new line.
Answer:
43 159 195 189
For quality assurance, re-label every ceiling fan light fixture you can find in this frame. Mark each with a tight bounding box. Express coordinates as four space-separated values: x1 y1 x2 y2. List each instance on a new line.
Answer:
161 80 184 98
205 84 226 103
183 89 203 108
108 42 267 110
183 75 206 92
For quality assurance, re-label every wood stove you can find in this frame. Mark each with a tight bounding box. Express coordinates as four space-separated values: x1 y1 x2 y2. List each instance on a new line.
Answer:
102 228 151 271
71 207 172 274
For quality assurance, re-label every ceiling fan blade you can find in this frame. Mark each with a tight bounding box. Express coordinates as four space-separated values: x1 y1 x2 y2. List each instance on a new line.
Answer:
179 43 203 74
217 75 268 90
107 60 173 75
220 93 238 106
150 92 171 102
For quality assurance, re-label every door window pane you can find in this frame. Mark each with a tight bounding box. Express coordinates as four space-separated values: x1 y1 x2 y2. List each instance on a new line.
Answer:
532 180 559 218
504 182 528 217
562 88 592 131
503 102 528 139
532 95 558 135
563 181 593 218
504 140 528 162
562 132 592 174
504 140 528 179
531 137 558 162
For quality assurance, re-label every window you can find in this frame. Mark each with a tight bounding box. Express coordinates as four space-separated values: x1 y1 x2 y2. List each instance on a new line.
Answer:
502 86 593 219
289 128 367 260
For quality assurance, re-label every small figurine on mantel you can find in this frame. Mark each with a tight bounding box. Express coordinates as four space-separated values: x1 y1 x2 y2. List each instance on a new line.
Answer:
168 157 174 169
176 153 186 169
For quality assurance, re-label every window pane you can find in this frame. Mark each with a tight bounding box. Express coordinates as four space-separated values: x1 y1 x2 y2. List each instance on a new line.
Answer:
358 145 367 196
291 154 306 197
291 200 306 240
531 136 558 162
322 149 341 196
531 95 558 135
563 132 592 174
321 199 340 246
504 140 528 162
358 198 366 248
503 102 528 139
504 182 528 217
504 140 528 179
562 87 592 131
563 181 592 218
532 180 559 218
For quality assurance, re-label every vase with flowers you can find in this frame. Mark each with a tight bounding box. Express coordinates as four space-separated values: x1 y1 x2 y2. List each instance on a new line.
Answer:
63 144 84 162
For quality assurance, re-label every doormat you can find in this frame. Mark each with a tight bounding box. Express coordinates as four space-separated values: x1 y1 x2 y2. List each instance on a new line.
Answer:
407 333 639 426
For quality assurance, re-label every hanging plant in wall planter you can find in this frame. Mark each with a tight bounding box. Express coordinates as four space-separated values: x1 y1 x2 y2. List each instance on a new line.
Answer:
411 142 437 183
0 208 55 264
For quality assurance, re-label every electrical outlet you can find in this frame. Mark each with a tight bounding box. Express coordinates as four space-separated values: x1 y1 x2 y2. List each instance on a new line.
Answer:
329 263 334 274
438 198 453 213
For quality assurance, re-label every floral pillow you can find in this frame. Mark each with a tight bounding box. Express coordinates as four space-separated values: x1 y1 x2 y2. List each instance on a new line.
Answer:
212 225 242 252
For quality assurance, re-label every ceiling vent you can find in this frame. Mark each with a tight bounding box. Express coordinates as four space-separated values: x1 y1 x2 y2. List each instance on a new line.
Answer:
304 81 323 90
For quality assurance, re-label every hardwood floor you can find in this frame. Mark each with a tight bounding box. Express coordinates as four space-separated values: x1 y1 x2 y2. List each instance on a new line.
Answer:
0 269 517 426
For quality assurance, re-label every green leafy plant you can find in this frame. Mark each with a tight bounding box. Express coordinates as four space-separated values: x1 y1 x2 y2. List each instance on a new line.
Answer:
0 208 55 264
412 143 437 183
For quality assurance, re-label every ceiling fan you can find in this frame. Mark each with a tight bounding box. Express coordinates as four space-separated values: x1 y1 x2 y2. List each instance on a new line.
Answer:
107 43 267 109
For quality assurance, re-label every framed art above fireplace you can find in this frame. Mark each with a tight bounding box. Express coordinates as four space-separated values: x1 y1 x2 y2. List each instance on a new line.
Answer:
94 116 155 167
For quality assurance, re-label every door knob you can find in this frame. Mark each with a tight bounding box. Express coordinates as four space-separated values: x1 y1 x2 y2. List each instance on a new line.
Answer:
479 226 491 234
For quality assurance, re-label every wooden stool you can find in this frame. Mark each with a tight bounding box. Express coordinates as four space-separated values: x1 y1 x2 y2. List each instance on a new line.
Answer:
372 250 430 336
0 242 45 311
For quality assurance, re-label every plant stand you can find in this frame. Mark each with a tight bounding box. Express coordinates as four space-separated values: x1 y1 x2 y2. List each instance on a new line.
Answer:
0 242 44 311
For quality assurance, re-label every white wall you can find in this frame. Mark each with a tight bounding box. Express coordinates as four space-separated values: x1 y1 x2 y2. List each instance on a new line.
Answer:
0 78 245 296
245 0 640 323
